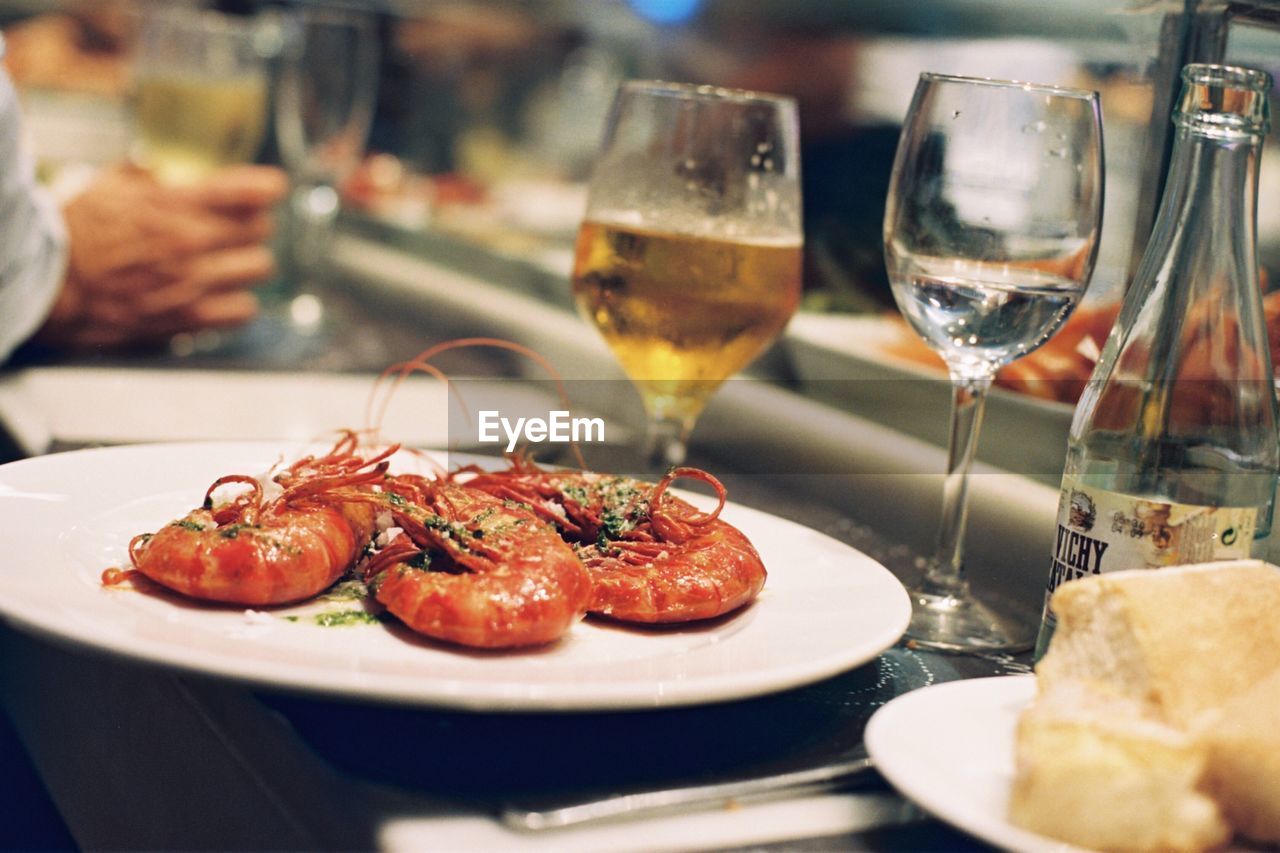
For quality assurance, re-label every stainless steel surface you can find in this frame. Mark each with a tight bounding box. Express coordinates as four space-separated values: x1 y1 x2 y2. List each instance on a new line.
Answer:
1131 0 1280 277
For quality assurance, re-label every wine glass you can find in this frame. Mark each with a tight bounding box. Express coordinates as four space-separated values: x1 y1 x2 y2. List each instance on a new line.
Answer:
274 7 379 287
132 7 270 185
883 73 1103 652
573 81 803 470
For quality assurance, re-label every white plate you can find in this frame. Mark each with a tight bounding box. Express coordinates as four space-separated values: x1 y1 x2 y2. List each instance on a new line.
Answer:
865 676 1089 853
0 441 910 711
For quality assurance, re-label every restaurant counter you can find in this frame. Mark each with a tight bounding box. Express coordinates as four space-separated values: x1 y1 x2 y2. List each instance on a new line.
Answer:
0 228 1056 850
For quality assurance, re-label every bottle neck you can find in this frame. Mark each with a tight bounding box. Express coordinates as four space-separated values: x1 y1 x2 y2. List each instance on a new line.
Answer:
1149 125 1261 260
1074 117 1274 449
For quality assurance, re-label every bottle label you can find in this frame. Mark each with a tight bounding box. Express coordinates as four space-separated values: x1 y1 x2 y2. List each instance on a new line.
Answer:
1046 476 1259 599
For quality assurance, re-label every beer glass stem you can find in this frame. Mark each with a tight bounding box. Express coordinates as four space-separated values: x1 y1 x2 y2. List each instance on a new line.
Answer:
643 415 691 471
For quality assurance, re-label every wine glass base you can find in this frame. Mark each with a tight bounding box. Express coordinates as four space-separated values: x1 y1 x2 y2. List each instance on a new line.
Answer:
903 589 1034 654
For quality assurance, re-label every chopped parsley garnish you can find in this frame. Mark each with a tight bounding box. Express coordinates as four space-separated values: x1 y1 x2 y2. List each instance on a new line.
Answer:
313 609 381 627
601 508 629 538
417 514 478 549
585 477 647 541
280 610 380 627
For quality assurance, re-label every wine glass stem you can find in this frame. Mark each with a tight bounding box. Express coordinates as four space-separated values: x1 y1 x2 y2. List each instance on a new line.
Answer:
288 181 341 274
921 373 993 599
643 414 692 471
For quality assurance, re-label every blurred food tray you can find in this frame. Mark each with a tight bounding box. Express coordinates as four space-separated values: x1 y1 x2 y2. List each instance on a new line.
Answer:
0 367 624 457
784 312 1074 487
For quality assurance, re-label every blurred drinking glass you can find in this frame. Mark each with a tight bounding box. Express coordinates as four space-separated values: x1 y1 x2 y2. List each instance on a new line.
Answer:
573 81 803 469
132 7 269 185
275 6 379 279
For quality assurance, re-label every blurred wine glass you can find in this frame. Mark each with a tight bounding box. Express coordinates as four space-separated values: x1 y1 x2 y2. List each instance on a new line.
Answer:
274 6 379 290
132 7 269 185
883 73 1103 652
573 81 803 470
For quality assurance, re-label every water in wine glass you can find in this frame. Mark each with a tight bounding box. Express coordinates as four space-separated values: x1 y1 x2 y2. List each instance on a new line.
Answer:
894 259 1082 373
572 218 801 423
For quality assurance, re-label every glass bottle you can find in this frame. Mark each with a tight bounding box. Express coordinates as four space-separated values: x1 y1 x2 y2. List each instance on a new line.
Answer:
1035 63 1278 659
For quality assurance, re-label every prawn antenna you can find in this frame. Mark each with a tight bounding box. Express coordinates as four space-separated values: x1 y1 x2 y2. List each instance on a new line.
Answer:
367 337 587 469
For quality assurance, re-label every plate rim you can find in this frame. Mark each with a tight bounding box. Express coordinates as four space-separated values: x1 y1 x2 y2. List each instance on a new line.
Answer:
0 440 911 711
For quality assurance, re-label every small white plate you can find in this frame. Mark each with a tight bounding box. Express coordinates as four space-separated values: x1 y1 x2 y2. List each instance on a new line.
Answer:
865 675 1090 852
0 441 910 711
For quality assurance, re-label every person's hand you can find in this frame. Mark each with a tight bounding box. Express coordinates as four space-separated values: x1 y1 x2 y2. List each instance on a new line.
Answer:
36 163 289 350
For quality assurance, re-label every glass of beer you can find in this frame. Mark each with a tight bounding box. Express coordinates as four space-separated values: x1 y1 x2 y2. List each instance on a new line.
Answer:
132 8 270 185
573 81 803 469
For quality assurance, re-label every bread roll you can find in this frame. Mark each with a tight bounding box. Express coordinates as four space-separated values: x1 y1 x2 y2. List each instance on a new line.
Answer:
1199 667 1280 842
1036 560 1280 728
1010 679 1230 852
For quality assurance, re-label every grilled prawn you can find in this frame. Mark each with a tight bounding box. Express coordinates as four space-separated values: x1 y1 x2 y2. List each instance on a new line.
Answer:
362 475 591 648
117 434 390 605
458 459 766 624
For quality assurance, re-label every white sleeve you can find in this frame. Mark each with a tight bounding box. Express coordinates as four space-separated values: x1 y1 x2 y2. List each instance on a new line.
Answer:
0 67 69 361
